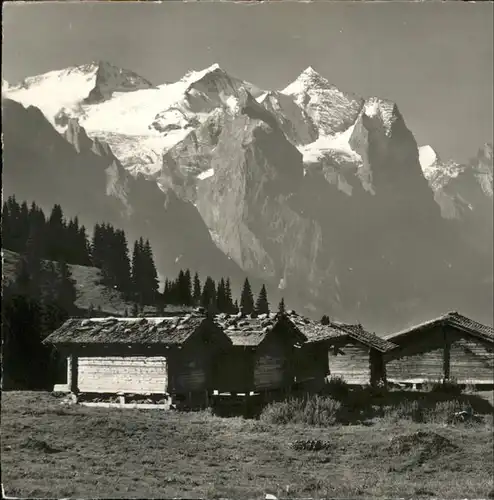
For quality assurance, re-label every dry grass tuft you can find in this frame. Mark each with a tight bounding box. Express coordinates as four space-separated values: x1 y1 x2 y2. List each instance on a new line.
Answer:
260 395 341 426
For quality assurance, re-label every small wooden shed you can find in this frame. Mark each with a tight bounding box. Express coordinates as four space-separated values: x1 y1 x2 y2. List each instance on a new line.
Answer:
213 312 306 394
43 312 231 407
323 322 397 386
285 312 345 386
384 312 494 385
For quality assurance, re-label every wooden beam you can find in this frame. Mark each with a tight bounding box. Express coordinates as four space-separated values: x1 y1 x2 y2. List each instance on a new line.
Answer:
443 326 451 380
69 355 79 395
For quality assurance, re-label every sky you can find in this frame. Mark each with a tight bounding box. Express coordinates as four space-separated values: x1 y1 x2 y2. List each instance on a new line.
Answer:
2 1 493 163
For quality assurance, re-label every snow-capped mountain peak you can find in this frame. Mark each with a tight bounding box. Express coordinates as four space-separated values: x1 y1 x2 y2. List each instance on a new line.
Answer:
282 66 333 95
11 60 153 95
5 61 154 127
181 63 223 85
280 66 364 137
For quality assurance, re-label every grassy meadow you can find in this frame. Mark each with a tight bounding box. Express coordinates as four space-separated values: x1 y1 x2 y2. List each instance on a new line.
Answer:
2 390 494 499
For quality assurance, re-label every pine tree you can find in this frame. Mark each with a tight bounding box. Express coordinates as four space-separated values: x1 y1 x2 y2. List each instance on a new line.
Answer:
114 229 132 295
162 279 170 304
18 201 31 253
131 238 159 306
183 269 192 306
3 234 78 390
224 278 234 313
142 239 159 305
207 295 218 317
28 202 46 259
2 288 45 389
233 299 239 314
41 265 69 339
55 261 77 313
5 196 22 252
91 223 105 268
201 277 216 310
46 204 66 261
240 278 254 315
16 225 44 298
278 297 286 315
66 217 79 265
176 270 186 305
193 272 202 306
216 278 226 312
39 261 59 304
131 238 144 304
255 284 270 315
321 315 330 325
78 225 92 265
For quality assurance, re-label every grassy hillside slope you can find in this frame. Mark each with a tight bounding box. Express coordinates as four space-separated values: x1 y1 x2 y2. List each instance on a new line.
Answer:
2 249 132 316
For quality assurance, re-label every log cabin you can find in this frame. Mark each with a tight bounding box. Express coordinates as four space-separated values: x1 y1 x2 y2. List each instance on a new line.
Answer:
285 311 397 387
43 312 231 408
284 312 346 389
299 321 396 387
384 312 494 387
327 323 397 386
213 312 307 395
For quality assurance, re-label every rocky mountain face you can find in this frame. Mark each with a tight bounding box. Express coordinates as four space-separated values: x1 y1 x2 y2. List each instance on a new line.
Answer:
3 62 493 330
419 143 493 258
1 98 247 290
419 144 493 218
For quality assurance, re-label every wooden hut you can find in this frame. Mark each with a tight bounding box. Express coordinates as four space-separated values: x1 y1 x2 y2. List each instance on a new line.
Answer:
321 322 397 386
43 312 231 407
213 312 307 395
285 312 345 388
277 312 397 387
384 312 494 386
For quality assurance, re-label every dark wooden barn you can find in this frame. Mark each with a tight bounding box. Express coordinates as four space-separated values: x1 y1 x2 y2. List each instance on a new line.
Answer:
271 311 397 387
327 323 397 386
213 312 307 395
43 312 231 407
384 312 494 386
285 312 345 388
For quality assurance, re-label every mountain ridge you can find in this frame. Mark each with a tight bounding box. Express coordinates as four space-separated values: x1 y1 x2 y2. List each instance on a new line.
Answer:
3 62 493 331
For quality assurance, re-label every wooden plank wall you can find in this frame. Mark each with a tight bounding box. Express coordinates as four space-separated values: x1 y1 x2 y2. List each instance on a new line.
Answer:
386 347 444 382
214 349 254 393
329 342 370 384
169 352 207 394
254 340 287 390
449 337 494 383
78 356 168 394
385 325 494 383
296 344 329 382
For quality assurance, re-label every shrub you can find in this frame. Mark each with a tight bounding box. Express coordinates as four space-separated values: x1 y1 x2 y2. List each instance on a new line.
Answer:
324 376 350 399
345 385 374 410
382 398 485 426
384 400 426 423
260 395 341 427
422 378 463 396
